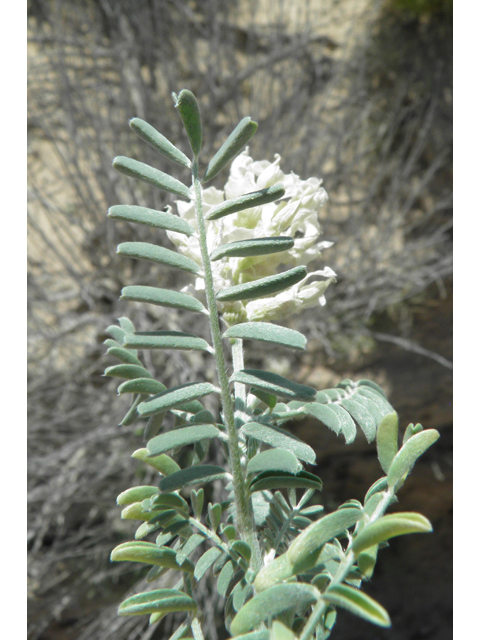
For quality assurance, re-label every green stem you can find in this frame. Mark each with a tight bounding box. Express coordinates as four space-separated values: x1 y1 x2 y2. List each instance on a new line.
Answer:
231 338 247 424
192 161 259 567
189 517 230 554
191 617 205 640
299 488 396 640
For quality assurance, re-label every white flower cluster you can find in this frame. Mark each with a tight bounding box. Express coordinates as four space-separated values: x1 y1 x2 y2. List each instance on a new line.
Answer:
167 150 336 325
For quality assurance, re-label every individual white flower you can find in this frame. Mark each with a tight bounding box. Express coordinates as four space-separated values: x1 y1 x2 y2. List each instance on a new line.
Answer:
167 150 335 325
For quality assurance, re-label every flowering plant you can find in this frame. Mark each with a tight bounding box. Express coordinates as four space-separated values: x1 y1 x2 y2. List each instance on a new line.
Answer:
104 90 438 640
167 150 336 324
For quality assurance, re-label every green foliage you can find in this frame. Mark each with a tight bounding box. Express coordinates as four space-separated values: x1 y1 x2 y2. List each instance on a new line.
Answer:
217 266 308 302
206 185 286 221
103 90 438 639
224 323 307 351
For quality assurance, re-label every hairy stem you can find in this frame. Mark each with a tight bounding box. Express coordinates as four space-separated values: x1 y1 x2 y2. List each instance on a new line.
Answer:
192 161 260 567
299 488 396 640
231 338 247 423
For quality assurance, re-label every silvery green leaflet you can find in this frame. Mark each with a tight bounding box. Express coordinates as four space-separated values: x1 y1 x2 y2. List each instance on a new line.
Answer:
104 89 438 640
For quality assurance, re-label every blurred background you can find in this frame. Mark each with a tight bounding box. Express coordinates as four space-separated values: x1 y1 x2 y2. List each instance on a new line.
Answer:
27 0 452 639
